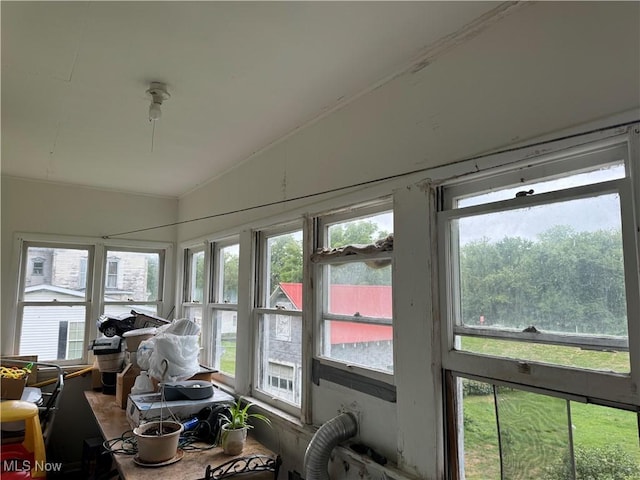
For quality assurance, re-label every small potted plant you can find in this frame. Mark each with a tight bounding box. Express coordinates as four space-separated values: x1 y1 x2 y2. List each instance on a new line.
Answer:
221 397 271 455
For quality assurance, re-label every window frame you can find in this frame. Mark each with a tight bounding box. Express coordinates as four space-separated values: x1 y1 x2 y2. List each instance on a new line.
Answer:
15 240 94 365
252 222 304 414
206 236 240 387
313 201 395 384
102 246 166 316
437 129 640 479
11 233 173 365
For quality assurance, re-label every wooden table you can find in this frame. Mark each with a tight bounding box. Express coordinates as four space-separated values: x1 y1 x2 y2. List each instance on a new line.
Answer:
84 390 276 480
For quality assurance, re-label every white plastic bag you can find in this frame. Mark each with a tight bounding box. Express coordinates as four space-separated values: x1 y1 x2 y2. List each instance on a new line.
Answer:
148 332 200 382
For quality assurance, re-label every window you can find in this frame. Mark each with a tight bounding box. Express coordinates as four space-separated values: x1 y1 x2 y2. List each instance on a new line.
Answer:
451 375 639 480
32 259 44 275
13 236 171 365
106 259 119 289
314 205 393 374
255 227 303 409
267 361 296 399
102 249 164 318
206 240 239 380
182 247 205 327
17 244 92 362
439 136 640 478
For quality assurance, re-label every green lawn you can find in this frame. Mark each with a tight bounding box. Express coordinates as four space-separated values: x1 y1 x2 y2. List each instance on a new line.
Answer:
220 338 236 376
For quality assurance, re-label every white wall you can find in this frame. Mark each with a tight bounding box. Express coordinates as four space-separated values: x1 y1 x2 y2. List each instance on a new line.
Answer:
176 2 639 478
0 176 178 354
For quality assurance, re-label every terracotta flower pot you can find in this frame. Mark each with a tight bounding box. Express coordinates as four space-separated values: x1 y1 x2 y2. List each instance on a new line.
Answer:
221 424 247 455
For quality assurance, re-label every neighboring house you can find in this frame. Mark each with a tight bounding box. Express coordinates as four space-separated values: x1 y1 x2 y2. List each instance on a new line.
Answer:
275 282 393 371
21 248 157 360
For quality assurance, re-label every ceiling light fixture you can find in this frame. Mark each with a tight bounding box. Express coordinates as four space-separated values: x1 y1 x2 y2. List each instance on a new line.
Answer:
146 82 170 122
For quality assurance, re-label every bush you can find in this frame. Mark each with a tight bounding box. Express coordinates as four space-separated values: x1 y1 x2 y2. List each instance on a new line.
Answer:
544 445 640 480
462 379 493 396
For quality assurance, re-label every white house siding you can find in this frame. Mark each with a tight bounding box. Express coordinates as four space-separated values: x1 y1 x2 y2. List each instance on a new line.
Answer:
20 289 86 360
20 306 86 360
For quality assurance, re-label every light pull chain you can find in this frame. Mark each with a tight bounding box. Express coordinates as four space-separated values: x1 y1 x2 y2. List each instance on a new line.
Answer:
151 119 156 153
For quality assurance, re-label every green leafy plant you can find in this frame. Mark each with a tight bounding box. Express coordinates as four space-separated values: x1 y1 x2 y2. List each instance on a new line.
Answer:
222 397 272 430
543 445 640 480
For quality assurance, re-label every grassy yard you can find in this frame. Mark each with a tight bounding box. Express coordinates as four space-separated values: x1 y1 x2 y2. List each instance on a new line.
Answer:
220 338 236 376
462 389 640 479
460 336 630 373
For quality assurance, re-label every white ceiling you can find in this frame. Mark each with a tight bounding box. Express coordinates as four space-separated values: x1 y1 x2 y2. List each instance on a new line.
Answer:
1 1 500 198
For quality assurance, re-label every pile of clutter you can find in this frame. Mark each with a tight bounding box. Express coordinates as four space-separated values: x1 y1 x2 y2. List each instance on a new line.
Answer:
89 311 203 401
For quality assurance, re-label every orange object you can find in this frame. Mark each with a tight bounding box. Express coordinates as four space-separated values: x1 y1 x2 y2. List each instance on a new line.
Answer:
0 400 46 478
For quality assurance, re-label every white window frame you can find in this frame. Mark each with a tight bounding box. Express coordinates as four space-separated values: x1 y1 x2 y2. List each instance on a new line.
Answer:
313 201 394 384
437 126 640 479
206 236 240 387
253 222 304 414
102 246 166 317
11 233 173 365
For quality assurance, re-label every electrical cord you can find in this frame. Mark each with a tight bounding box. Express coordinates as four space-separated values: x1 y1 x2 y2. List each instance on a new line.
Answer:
103 430 137 455
102 428 217 455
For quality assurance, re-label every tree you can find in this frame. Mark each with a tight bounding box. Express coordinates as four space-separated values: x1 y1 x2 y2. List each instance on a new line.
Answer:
223 251 239 303
459 226 626 336
268 234 303 295
328 220 391 286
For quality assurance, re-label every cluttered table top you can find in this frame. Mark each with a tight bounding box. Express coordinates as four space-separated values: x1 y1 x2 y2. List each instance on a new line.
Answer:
84 390 276 480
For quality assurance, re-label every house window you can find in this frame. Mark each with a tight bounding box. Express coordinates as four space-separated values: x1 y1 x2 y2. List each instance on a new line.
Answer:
255 226 303 410
267 361 295 397
32 259 44 275
106 259 119 289
66 321 85 360
78 257 87 288
314 205 393 374
438 135 640 478
102 249 164 318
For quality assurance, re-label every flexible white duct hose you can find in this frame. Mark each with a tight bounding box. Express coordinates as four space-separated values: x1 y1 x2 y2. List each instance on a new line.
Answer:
303 412 358 480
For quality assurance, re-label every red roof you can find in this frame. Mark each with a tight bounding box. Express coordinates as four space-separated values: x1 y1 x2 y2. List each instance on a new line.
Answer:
279 282 392 344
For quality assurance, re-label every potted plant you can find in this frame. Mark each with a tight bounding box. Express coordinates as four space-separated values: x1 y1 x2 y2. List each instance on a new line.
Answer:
220 397 271 455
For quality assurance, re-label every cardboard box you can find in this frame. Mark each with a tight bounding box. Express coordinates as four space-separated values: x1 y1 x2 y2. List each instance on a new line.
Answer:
1 355 38 386
116 363 140 409
126 388 234 428
1 376 27 400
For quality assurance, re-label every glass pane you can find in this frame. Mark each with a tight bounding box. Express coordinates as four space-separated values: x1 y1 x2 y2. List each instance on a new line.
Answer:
257 313 302 405
327 263 392 316
266 231 303 309
455 194 627 339
457 336 630 374
458 162 625 208
104 250 161 302
23 246 90 300
219 244 239 304
496 386 571 480
189 250 205 302
212 309 236 376
324 320 393 372
20 305 86 361
459 378 500 480
328 211 393 249
566 403 640 479
183 306 203 327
